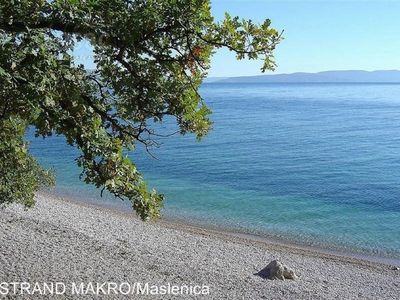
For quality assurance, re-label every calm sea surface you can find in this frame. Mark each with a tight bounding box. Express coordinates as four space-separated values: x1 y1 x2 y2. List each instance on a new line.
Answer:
29 83 400 261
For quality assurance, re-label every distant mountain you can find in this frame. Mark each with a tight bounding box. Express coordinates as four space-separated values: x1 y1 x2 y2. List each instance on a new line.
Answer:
203 77 229 83
207 70 400 83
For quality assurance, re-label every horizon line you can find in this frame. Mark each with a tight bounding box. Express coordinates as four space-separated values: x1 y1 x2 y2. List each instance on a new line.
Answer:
207 69 400 79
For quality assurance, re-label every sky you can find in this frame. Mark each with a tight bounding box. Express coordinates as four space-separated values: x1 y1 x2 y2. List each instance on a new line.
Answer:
74 0 400 77
209 0 400 77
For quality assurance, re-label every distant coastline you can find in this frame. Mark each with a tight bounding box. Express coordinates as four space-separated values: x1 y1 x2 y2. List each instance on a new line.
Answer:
205 70 400 83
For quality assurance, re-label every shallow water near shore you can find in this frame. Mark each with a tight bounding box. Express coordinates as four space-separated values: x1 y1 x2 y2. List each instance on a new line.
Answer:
29 83 400 262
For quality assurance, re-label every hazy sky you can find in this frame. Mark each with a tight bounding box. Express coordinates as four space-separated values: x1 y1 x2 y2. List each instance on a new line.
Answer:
74 0 400 77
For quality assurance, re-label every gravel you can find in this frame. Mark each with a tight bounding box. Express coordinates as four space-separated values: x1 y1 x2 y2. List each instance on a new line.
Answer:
0 194 399 299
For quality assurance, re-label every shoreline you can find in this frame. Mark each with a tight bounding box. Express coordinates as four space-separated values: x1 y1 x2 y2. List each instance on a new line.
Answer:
1 192 399 299
161 216 400 268
45 190 400 268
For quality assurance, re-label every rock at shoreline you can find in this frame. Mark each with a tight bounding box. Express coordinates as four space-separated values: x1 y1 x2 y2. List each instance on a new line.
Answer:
257 260 298 280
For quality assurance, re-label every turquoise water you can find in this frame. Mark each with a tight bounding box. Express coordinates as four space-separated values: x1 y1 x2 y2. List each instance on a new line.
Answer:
29 83 400 261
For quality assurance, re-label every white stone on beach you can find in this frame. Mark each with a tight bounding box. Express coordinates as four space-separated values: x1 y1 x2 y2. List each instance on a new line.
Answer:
258 260 298 280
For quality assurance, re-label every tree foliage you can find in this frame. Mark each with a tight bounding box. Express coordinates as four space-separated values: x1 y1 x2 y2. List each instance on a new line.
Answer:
0 0 281 220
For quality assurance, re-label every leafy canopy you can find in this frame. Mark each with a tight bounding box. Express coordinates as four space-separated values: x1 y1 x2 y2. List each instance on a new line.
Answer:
0 0 281 220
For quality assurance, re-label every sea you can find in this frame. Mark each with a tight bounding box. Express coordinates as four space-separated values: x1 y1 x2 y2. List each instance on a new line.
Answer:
29 83 400 263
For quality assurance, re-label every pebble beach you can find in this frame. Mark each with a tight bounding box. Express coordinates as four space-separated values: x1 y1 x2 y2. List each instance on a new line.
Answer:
0 193 399 299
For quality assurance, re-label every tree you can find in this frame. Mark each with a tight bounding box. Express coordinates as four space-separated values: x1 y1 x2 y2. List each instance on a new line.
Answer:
0 0 282 220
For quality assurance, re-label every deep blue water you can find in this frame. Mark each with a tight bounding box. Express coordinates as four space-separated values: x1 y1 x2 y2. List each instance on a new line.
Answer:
29 83 400 260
